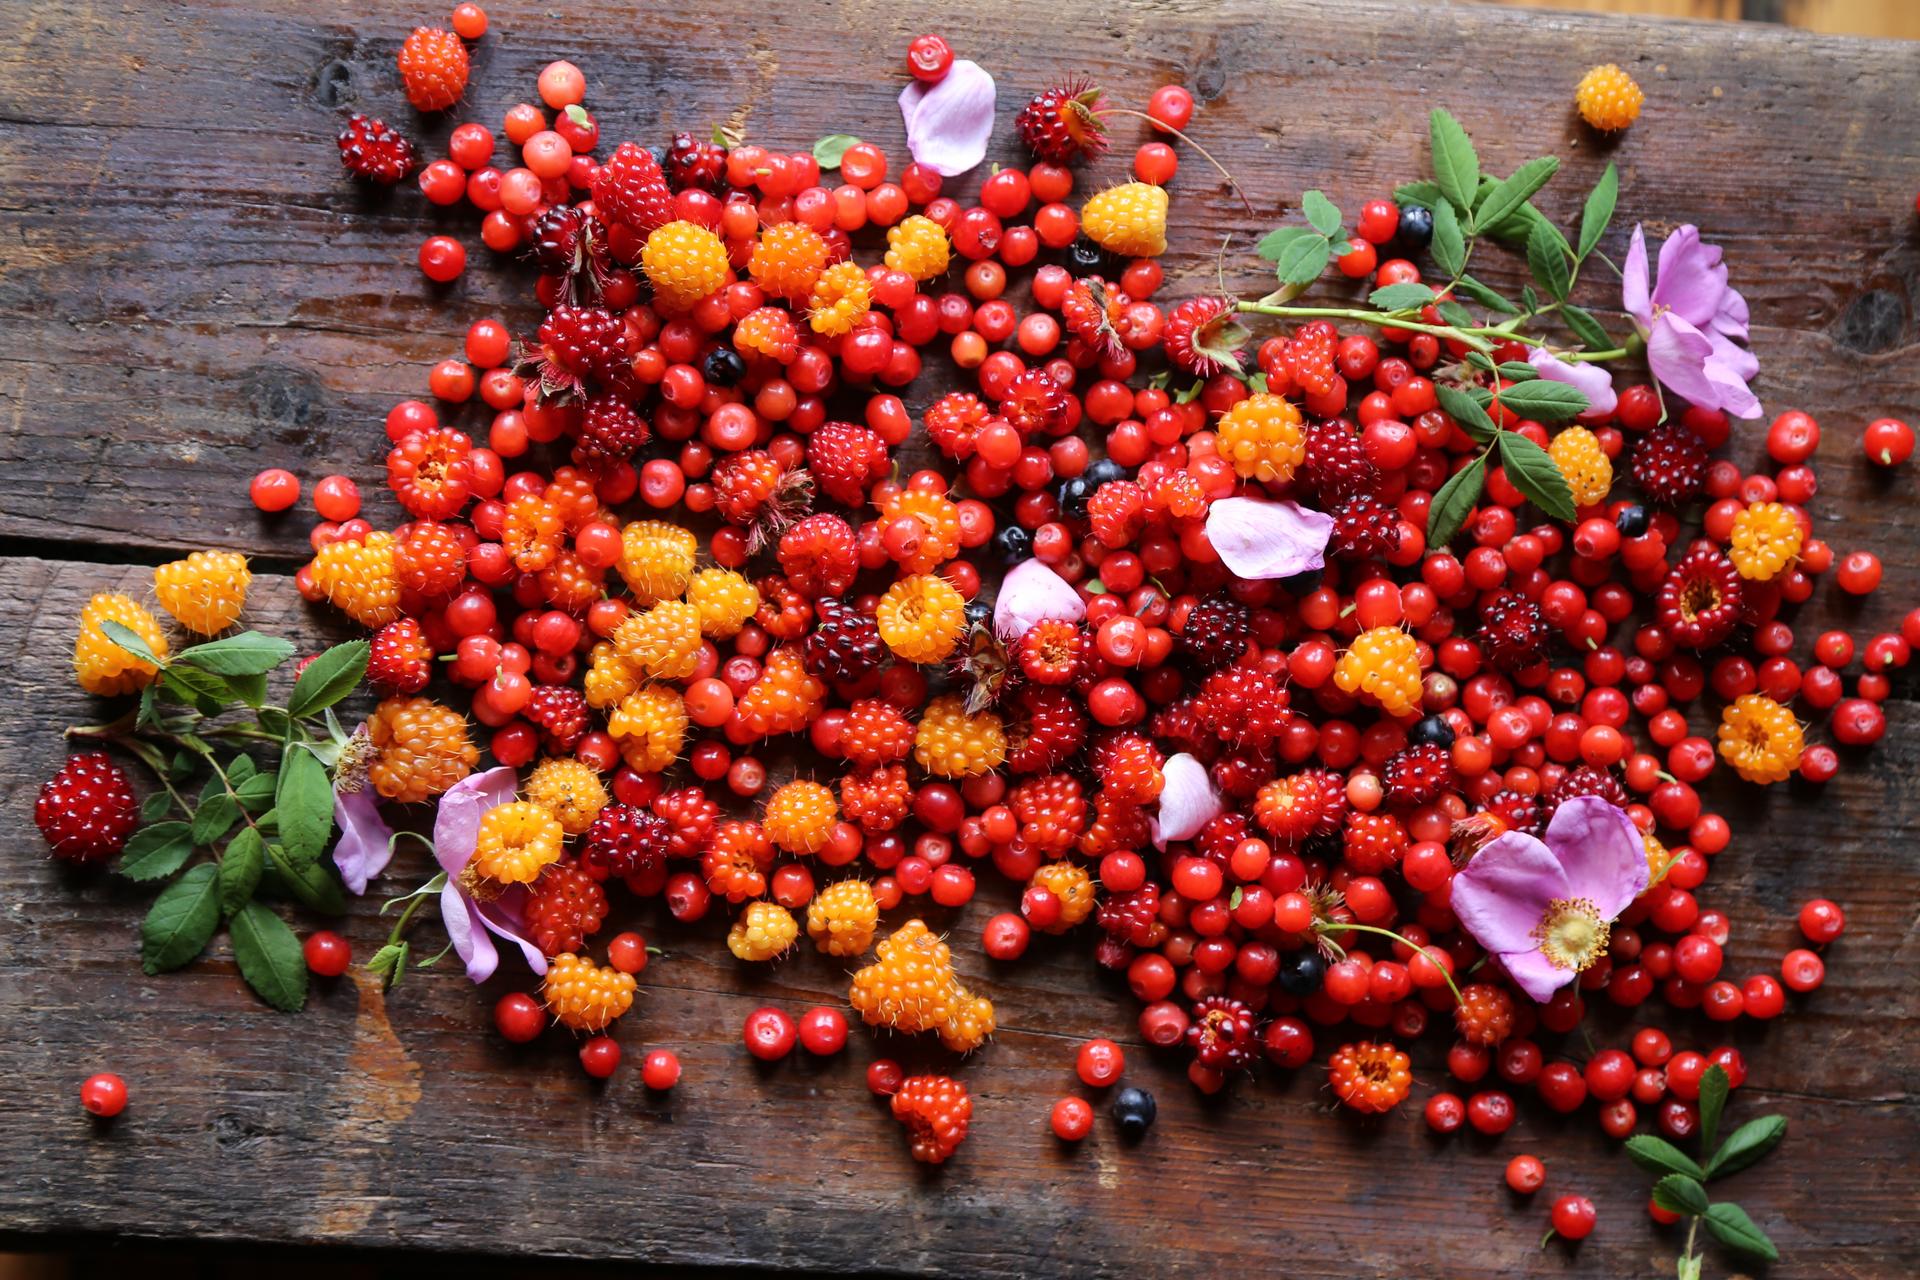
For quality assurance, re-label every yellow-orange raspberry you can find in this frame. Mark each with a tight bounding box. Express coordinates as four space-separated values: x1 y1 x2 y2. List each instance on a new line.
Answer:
607 684 688 773
1727 501 1803 582
73 592 168 695
502 494 564 574
841 763 911 832
684 567 760 639
883 214 950 281
877 488 962 575
849 918 956 1031
1575 63 1644 132
807 260 872 336
1028 861 1096 933
727 900 800 962
938 992 996 1054
366 696 477 802
1454 983 1517 1046
703 818 773 901
732 305 799 363
583 641 638 709
839 698 915 768
153 550 251 635
1328 1040 1413 1113
877 573 966 664
1334 627 1423 717
748 222 830 302
762 779 838 855
1214 392 1305 483
471 801 565 885
642 219 732 311
807 879 879 956
310 531 402 628
1643 831 1673 887
1717 693 1804 785
617 519 697 604
1081 181 1168 257
524 757 609 836
913 694 1007 778
732 647 826 737
1548 425 1613 508
612 600 703 680
542 952 636 1033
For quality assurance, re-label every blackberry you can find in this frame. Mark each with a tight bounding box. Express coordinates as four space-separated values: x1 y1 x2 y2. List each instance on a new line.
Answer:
1408 714 1455 749
803 598 886 682
1397 204 1434 250
1383 743 1454 806
1066 236 1110 274
1632 423 1709 508
1328 493 1402 560
1300 417 1379 502
1476 590 1551 673
1278 948 1327 996
994 524 1033 564
1614 503 1650 537
1111 1086 1157 1139
1180 595 1251 669
702 345 747 387
1545 764 1629 820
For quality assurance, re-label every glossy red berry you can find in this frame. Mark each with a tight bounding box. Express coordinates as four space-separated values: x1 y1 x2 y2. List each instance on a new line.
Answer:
302 930 351 977
798 1006 849 1056
1505 1154 1546 1194
1076 1038 1125 1087
743 1006 797 1060
579 1036 621 1078
1551 1195 1596 1241
80 1072 128 1118
641 1049 681 1090
494 992 545 1043
250 468 301 512
1050 1096 1094 1141
905 34 954 83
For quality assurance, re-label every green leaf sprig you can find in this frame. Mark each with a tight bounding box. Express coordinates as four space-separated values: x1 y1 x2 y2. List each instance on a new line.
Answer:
1625 1065 1787 1274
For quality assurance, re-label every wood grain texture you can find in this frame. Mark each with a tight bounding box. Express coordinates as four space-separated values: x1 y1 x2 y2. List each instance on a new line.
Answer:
0 0 1918 1276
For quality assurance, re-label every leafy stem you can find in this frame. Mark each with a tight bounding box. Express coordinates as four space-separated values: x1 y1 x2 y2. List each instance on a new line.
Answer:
1236 301 1499 354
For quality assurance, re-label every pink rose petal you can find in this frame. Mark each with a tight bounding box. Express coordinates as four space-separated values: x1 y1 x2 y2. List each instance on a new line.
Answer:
332 784 396 897
993 557 1085 642
1527 348 1618 417
1205 498 1332 581
432 766 518 878
899 60 995 177
1150 753 1223 848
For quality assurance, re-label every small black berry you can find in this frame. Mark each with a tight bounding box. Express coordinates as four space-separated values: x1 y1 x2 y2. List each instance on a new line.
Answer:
1278 948 1327 997
1111 1085 1157 1139
1056 474 1097 521
1065 236 1109 273
1615 503 1650 537
703 346 747 387
995 524 1033 564
1408 715 1456 749
1397 204 1434 251
1083 457 1129 487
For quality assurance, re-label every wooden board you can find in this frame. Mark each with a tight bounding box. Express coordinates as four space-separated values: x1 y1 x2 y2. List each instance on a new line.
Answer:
1 1 1918 1276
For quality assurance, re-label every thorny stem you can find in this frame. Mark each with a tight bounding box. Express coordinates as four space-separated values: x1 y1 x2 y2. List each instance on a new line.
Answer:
1317 920 1465 1004
1102 107 1255 216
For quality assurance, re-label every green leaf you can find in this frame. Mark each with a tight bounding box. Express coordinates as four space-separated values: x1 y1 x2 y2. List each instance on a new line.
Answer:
1391 180 1444 209
1436 299 1474 329
1698 1063 1730 1151
1429 200 1466 278
1245 372 1268 394
1454 274 1520 315
173 631 295 678
226 671 268 708
1496 361 1541 381
1472 156 1559 236
275 744 333 866
117 822 196 881
99 618 164 668
1651 1173 1710 1218
1561 304 1613 351
1521 283 1540 315
286 640 369 720
1493 378 1591 422
191 792 239 846
1578 162 1618 262
1706 1115 1787 1179
136 684 161 731
1526 221 1571 302
140 791 173 823
811 133 860 169
219 827 265 917
140 863 219 973
1428 109 1480 213
161 664 229 714
1254 224 1321 262
366 941 410 991
1625 1134 1706 1182
230 902 308 1012
1301 189 1342 238
264 843 348 915
1426 455 1485 547
1702 1202 1779 1262
564 104 590 127
234 770 277 814
1368 282 1436 311
1437 384 1498 443
1497 432 1577 522
227 755 256 784
1275 233 1332 287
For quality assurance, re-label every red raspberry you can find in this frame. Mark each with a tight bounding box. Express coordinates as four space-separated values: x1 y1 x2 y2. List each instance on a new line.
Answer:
1344 812 1408 874
1091 732 1164 804
924 391 992 461
524 685 590 753
1009 774 1089 855
1656 546 1744 650
806 421 890 507
1486 788 1542 835
368 618 434 695
652 787 719 861
1086 479 1147 549
1144 469 1207 521
1193 666 1291 747
1097 882 1164 948
396 27 469 112
1187 995 1259 1071
1178 596 1251 669
35 753 137 865
1005 685 1087 774
998 368 1070 437
1060 278 1132 361
1455 983 1518 1045
1283 321 1339 397
590 142 674 239
1015 620 1093 686
1211 744 1277 799
392 521 468 601
1328 493 1403 560
520 304 631 403
584 802 672 878
1300 418 1380 502
891 1074 972 1163
1545 765 1629 820
525 860 610 956
573 393 651 467
777 514 859 599
337 114 416 183
1081 786 1151 858
387 428 474 521
1014 78 1109 164
1162 296 1243 377
1632 422 1709 508
753 575 814 641
1383 743 1454 806
714 450 811 545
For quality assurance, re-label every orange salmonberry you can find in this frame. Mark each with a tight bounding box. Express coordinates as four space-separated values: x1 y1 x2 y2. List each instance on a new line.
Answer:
807 260 872 336
1335 627 1423 717
73 593 168 695
471 801 565 885
542 953 636 1033
891 1074 972 1163
1575 63 1644 132
1081 181 1168 257
913 695 1008 778
806 879 879 956
882 214 950 281
1549 426 1613 507
731 647 827 738
877 573 966 663
838 698 915 768
1728 501 1804 582
612 601 704 680
366 696 477 802
1328 1040 1413 1113
685 567 761 639
748 222 830 302
524 757 609 836
727 901 800 962
618 519 698 604
606 684 688 773
1215 392 1305 483
1455 983 1518 1046
153 550 251 635
1718 693 1805 784
762 779 838 855
311 532 403 628
840 763 911 832
877 488 962 575
642 220 732 311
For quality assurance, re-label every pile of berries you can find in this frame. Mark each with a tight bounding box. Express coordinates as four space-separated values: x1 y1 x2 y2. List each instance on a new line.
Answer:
41 6 1910 1227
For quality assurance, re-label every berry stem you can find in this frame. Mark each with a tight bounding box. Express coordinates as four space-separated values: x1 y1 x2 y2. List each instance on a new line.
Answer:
1238 302 1498 354
1317 920 1465 1004
1101 107 1254 216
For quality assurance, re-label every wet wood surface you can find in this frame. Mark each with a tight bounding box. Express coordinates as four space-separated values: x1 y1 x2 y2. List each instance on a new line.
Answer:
1 1 1918 1276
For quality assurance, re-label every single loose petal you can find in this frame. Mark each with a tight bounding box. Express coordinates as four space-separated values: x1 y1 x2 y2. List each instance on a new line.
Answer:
1544 795 1650 919
993 556 1085 641
1649 225 1729 328
440 878 499 984
1450 831 1572 954
1151 752 1224 848
1621 224 1652 327
332 785 396 896
899 59 996 177
1206 497 1333 581
432 765 518 877
1526 348 1618 417
475 886 549 978
1501 946 1578 1004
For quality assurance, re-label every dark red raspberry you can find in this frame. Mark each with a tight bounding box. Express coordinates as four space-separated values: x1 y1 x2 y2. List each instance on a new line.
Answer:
368 617 433 695
1632 423 1709 508
1383 743 1455 806
652 787 720 861
806 421 890 507
523 685 590 753
337 114 417 183
803 599 885 682
1187 995 1260 1071
590 142 674 237
1300 418 1379 502
524 860 610 956
1329 493 1403 560
665 132 727 194
1656 545 1744 650
583 802 672 878
1477 590 1552 673
572 393 650 467
1005 685 1088 774
1097 882 1164 947
1013 78 1108 165
1179 596 1251 670
1486 789 1543 836
35 753 137 865
1545 765 1629 820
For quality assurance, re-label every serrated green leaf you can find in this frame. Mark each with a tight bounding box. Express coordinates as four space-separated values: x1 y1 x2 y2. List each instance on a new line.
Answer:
1437 299 1474 329
1254 224 1321 262
218 827 264 917
1392 180 1444 209
1698 1063 1730 1151
230 901 308 1012
226 671 268 708
1561 304 1613 351
118 822 196 881
1437 384 1498 443
1275 233 1331 287
191 792 239 846
140 863 219 973
264 843 348 915
811 133 860 168
1473 156 1559 236
1455 274 1520 315
1464 350 1496 371
1578 163 1618 262
234 770 277 813
1426 454 1485 547
1526 221 1571 302
140 791 173 823
1625 1134 1707 1181
286 640 369 720
1494 377 1590 422
173 631 295 677
1368 282 1436 311
366 940 410 991
161 664 230 713
1521 283 1541 314
1301 189 1342 237
136 683 161 730
1653 1173 1710 1217
275 744 333 866
1706 1115 1786 1179
1702 1202 1778 1261
99 618 164 668
1497 432 1577 522
1429 199 1466 278
257 707 292 738
1496 361 1541 381
1428 109 1479 213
